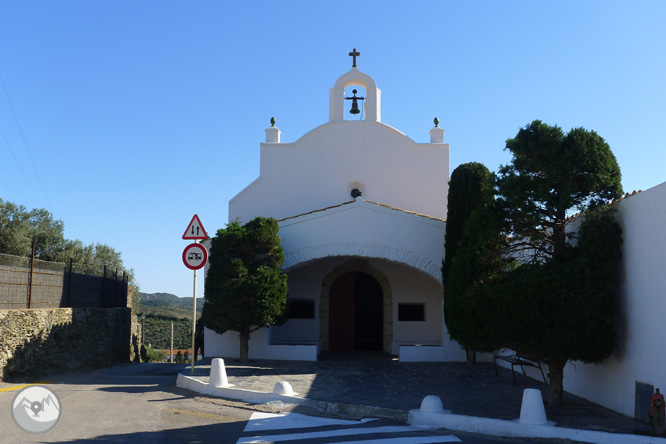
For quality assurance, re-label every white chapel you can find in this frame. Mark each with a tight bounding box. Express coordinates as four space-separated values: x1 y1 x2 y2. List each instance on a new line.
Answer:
202 50 666 423
205 51 466 362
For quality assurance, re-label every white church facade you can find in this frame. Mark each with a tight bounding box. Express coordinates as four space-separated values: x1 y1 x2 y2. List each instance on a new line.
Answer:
205 53 466 362
204 51 666 422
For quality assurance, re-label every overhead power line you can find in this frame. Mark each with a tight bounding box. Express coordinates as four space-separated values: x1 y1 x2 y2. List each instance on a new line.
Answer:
0 125 41 206
0 74 53 210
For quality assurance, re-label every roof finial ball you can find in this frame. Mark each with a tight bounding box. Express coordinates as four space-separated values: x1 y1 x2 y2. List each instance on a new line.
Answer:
266 117 280 143
429 117 445 143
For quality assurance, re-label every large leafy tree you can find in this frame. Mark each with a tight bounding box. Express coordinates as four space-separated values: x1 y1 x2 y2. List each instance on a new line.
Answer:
0 199 131 271
497 120 622 262
0 199 65 260
443 162 494 364
485 208 623 406
57 240 126 274
0 199 139 305
202 217 288 362
493 120 623 406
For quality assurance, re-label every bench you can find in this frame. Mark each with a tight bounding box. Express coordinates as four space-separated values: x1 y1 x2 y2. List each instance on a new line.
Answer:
494 351 548 385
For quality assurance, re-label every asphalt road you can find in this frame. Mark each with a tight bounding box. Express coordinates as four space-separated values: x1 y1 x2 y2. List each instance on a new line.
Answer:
0 363 251 443
0 363 582 444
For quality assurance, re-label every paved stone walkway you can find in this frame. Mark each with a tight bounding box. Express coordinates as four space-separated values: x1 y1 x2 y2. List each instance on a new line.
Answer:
186 354 654 437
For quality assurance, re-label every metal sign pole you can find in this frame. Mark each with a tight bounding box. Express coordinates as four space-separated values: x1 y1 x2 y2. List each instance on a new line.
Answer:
182 215 207 374
191 255 197 374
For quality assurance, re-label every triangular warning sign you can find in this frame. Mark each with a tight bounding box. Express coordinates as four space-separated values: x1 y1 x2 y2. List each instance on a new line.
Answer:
182 214 208 240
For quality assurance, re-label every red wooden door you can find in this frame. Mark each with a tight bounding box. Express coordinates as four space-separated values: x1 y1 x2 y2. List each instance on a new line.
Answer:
329 272 356 350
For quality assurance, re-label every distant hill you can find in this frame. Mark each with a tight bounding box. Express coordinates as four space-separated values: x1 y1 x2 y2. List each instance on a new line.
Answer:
137 292 203 319
141 292 183 303
136 292 204 349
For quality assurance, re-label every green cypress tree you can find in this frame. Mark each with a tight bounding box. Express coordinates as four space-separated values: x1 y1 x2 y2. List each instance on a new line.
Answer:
443 162 494 364
446 203 510 355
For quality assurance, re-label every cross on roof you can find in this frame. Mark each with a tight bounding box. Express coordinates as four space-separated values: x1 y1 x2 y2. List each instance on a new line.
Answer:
349 48 360 68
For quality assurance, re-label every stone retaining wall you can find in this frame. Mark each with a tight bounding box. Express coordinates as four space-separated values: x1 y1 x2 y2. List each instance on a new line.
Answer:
0 307 140 380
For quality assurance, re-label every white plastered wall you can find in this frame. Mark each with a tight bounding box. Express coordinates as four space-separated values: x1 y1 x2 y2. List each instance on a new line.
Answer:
204 201 456 360
492 181 666 419
206 255 465 362
269 259 336 344
558 182 666 418
278 199 447 282
229 120 449 223
203 327 317 361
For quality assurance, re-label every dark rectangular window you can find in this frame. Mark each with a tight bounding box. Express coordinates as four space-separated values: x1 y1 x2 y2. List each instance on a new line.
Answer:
398 303 425 321
288 299 315 319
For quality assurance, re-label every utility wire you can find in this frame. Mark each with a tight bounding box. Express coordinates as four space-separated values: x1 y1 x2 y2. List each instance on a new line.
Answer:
0 176 16 203
0 124 41 206
0 74 53 210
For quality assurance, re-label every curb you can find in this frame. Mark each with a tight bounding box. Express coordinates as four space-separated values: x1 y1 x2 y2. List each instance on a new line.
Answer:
176 373 407 422
177 372 666 444
409 409 666 444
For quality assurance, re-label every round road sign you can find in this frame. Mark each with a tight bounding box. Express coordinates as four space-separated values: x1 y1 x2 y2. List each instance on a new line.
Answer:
182 243 208 270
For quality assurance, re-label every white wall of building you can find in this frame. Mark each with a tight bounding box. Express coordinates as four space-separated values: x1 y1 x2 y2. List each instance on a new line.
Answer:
385 261 444 346
205 253 467 362
229 69 448 225
558 182 666 418
204 327 318 361
269 258 343 344
277 198 447 282
230 120 449 223
272 258 450 348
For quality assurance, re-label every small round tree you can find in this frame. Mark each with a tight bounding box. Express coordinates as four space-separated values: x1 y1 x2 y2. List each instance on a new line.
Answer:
202 217 288 362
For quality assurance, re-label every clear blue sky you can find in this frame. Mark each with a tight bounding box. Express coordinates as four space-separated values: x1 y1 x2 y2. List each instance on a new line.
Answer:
1 2 664 299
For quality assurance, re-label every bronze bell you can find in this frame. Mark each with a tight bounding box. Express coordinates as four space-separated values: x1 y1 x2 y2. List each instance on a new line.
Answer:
348 89 362 115
350 100 360 115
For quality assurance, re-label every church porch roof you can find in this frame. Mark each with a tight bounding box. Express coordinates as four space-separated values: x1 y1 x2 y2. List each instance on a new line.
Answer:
277 199 446 223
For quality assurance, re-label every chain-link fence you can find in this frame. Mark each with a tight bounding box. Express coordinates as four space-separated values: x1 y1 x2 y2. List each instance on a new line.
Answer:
0 251 128 309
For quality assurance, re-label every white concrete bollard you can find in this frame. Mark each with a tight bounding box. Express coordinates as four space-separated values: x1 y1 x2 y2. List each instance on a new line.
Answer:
419 395 452 414
209 358 231 388
519 388 549 425
273 381 297 396
420 395 444 412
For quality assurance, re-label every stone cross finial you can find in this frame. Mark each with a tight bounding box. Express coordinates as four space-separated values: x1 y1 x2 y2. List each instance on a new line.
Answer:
349 48 360 68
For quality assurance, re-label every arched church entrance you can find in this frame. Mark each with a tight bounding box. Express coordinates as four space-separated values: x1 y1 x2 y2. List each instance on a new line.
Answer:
329 271 383 351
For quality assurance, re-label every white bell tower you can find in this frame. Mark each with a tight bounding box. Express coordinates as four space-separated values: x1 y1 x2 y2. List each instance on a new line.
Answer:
328 48 381 122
